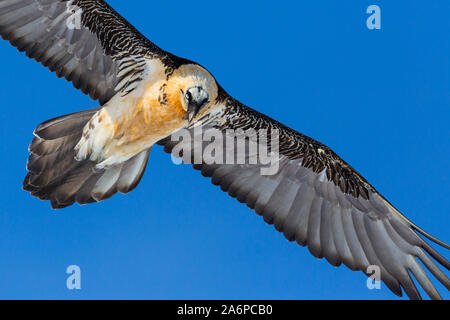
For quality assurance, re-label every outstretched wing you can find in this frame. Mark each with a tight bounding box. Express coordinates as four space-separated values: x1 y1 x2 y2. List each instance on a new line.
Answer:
159 96 450 300
0 0 178 105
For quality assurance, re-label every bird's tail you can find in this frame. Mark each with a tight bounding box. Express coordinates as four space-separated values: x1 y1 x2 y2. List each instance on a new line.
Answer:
23 108 151 209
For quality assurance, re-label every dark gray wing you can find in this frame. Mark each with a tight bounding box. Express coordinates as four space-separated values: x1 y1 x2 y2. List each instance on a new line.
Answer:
159 97 450 300
0 0 177 105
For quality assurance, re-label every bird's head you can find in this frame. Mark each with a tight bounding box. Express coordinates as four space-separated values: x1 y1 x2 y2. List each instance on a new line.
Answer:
165 64 218 123
182 86 210 123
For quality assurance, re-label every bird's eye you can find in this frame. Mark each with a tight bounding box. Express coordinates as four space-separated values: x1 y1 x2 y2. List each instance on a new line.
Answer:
185 91 192 102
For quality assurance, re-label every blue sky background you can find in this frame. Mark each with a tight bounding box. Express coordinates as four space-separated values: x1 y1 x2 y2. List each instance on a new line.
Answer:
0 0 448 300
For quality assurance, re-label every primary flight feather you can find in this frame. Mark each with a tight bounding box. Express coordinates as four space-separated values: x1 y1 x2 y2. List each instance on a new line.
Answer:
0 0 448 300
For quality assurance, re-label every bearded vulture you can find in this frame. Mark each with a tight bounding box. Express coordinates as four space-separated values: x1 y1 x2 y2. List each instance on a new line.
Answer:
0 0 448 300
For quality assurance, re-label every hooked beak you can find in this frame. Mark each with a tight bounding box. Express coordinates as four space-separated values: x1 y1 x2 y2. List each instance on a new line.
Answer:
187 100 202 123
185 87 209 123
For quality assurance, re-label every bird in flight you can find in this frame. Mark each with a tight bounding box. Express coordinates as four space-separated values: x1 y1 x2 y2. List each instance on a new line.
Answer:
0 0 448 300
